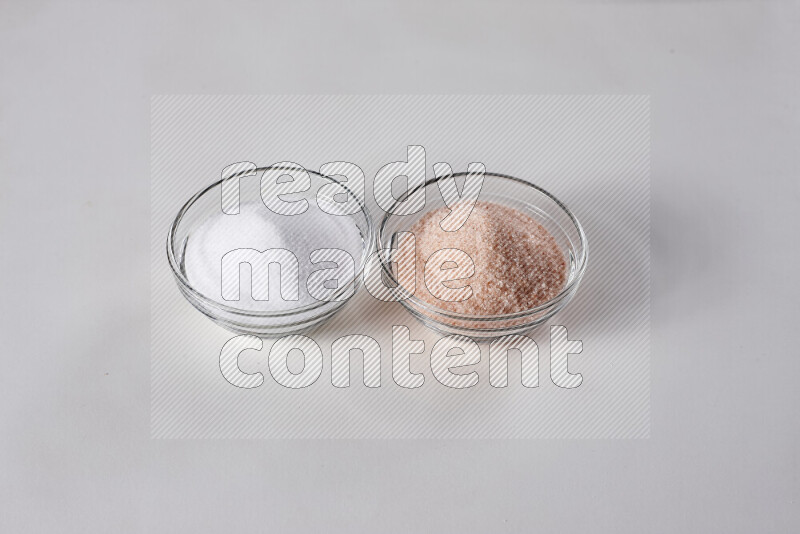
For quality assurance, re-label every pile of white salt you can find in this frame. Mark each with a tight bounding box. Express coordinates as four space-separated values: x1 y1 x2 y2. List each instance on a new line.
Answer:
407 201 567 315
183 201 364 312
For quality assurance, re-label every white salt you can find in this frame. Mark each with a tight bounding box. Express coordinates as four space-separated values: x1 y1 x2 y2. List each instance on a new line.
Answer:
183 201 364 312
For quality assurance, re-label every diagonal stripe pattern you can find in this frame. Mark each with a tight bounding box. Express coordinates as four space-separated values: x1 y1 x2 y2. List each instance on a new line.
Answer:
151 95 650 439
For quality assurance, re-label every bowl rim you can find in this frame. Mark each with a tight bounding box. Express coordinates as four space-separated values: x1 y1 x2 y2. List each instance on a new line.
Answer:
377 172 588 322
166 165 376 319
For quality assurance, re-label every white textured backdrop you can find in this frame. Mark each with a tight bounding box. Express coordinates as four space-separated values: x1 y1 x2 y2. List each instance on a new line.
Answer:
151 95 651 438
1 1 797 532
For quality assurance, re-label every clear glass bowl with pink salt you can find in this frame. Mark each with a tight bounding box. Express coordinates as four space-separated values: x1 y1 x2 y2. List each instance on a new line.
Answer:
377 173 588 339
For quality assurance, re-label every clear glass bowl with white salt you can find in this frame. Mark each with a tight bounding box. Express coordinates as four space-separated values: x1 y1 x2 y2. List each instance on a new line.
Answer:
167 166 374 336
377 173 588 339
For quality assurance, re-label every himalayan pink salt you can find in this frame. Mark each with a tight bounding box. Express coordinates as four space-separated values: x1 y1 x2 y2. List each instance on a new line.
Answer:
407 201 567 315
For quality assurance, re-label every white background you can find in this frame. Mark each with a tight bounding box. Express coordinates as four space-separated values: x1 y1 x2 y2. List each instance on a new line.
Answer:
150 95 651 439
1 1 798 532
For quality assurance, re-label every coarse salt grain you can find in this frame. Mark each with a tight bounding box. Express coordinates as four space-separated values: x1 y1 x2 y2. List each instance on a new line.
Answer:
406 201 567 315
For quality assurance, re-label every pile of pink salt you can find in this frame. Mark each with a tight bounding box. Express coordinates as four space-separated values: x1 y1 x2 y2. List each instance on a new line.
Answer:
406 201 567 315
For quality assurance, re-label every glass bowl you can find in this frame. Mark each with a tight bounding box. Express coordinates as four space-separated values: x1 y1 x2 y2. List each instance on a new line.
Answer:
377 172 588 339
167 166 374 336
